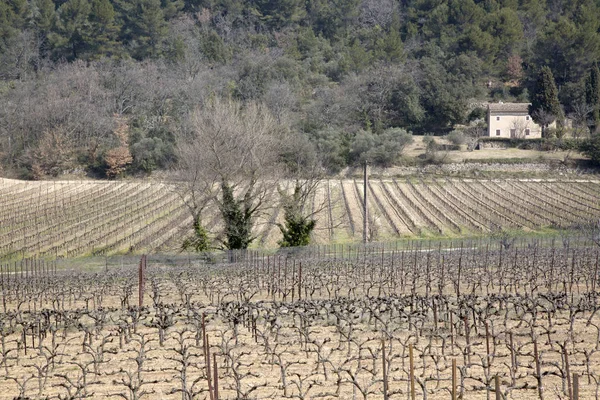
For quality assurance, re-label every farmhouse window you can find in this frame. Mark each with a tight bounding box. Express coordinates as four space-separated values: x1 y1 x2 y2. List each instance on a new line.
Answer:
496 129 501 136
525 129 530 136
510 129 516 137
526 116 530 120
496 116 500 121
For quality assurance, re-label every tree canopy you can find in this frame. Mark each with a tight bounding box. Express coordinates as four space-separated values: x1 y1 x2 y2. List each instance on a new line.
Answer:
2 0 600 177
529 66 562 137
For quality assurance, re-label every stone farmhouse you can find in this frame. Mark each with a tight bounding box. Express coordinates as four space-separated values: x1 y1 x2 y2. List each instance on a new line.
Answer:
486 102 542 138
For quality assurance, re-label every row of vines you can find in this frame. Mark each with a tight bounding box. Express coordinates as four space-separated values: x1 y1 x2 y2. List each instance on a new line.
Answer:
0 239 600 398
1 178 600 259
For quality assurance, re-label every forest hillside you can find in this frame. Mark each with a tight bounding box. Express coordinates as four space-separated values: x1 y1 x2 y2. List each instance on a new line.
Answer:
1 0 600 177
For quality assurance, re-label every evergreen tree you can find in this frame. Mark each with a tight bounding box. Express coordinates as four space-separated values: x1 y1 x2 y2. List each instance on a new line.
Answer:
0 3 17 52
182 214 211 252
252 0 306 30
87 0 121 58
116 0 168 59
0 0 28 52
220 181 255 250
29 0 56 57
586 63 600 132
529 66 562 137
278 183 316 248
49 0 92 59
581 133 600 164
373 16 404 63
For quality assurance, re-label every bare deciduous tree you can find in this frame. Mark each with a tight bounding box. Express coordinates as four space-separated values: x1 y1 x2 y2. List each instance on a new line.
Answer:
464 119 486 151
568 102 592 139
509 118 530 139
532 109 558 138
175 97 283 250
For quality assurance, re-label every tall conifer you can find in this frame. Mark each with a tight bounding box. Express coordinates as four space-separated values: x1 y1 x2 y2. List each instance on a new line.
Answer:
586 64 600 132
529 66 562 137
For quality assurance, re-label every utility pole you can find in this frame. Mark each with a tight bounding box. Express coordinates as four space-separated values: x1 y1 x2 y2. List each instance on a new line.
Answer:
363 161 368 244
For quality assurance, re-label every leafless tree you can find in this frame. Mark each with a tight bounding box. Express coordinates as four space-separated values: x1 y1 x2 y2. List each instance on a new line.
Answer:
568 102 592 139
532 109 558 138
175 97 284 250
358 0 399 28
464 119 487 151
509 118 531 139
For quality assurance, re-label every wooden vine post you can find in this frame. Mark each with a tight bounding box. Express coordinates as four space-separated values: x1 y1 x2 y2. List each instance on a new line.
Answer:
495 375 501 400
382 339 388 400
298 262 302 301
213 354 219 400
534 338 543 399
206 334 214 400
363 160 368 244
564 344 572 400
138 254 147 307
409 343 415 400
451 359 457 400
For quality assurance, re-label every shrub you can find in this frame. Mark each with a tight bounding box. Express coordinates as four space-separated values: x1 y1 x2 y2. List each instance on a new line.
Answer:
309 127 349 173
580 134 600 165
447 130 466 146
131 137 173 173
422 134 435 146
467 107 486 122
349 128 413 167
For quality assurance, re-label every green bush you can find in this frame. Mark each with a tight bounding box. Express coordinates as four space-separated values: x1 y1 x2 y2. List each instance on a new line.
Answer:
349 128 413 167
446 130 466 146
478 137 583 151
580 134 600 165
131 137 173 173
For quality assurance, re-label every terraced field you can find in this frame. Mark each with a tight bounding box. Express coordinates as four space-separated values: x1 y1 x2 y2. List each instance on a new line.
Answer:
1 177 599 259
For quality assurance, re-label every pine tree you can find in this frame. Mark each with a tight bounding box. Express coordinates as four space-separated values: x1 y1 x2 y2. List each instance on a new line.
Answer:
374 15 404 63
529 66 562 138
48 0 92 59
115 0 169 59
29 0 56 57
87 0 121 59
586 63 600 132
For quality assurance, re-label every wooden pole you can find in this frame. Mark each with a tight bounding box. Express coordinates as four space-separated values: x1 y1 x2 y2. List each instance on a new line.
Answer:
138 255 146 307
213 354 219 400
452 359 457 400
298 262 302 301
206 334 213 400
534 339 543 399
409 344 415 400
485 321 491 376
564 345 572 400
382 340 388 400
363 161 368 244
495 375 501 400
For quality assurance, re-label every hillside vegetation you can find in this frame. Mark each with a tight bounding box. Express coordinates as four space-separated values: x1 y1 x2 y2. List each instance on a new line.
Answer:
2 0 600 177
1 177 599 259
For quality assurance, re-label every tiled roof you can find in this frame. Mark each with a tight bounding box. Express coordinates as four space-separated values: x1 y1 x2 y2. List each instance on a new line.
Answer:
487 103 530 113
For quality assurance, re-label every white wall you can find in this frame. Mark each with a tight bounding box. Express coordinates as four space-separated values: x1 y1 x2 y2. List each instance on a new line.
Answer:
487 113 542 138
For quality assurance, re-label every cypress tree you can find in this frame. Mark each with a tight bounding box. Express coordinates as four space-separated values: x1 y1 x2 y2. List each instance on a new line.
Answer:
529 66 562 138
586 63 600 133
